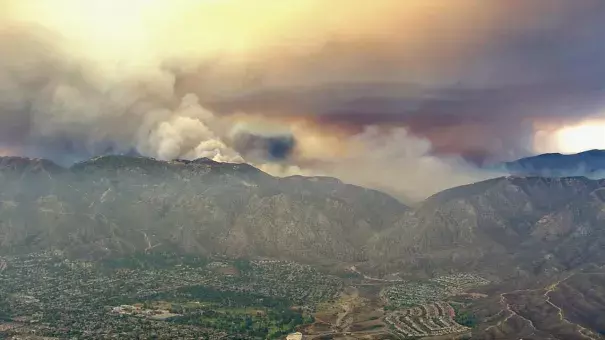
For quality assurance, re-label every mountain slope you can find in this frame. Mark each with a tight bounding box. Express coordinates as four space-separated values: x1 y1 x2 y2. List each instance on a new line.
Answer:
0 155 407 263
3 155 605 280
367 176 605 276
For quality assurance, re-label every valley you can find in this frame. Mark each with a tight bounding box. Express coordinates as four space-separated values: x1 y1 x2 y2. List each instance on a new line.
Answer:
1 249 605 339
0 252 465 339
0 250 495 339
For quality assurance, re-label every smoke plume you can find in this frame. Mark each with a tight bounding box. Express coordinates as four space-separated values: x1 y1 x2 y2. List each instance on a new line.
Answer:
253 124 498 202
0 26 242 165
3 0 604 201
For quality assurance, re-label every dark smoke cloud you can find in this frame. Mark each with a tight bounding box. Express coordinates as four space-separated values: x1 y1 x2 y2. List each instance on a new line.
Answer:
3 0 605 200
231 131 296 161
192 0 605 163
208 81 605 164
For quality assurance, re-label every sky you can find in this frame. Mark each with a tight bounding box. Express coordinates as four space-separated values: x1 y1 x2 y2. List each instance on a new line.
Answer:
1 0 605 201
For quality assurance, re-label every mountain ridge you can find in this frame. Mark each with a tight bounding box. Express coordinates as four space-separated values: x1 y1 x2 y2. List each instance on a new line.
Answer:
501 149 605 178
0 155 408 264
2 154 605 280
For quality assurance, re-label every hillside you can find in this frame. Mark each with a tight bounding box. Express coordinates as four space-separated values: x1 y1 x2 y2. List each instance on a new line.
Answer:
0 155 406 263
2 155 605 281
366 176 605 277
4 155 605 277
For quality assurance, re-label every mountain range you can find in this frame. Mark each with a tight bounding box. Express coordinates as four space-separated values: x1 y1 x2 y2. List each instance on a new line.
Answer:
500 149 605 178
0 156 405 263
1 154 605 280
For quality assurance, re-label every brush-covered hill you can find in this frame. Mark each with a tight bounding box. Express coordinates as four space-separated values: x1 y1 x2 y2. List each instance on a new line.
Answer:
3 155 605 280
0 155 406 263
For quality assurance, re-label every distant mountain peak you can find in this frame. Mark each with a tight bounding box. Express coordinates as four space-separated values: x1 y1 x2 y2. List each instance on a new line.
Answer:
578 149 605 155
500 149 605 178
0 156 65 174
70 155 169 173
189 157 220 165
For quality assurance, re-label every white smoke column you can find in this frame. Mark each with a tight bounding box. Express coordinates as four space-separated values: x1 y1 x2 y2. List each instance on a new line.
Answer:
333 127 500 201
261 125 500 202
141 94 243 162
0 26 242 163
257 163 308 177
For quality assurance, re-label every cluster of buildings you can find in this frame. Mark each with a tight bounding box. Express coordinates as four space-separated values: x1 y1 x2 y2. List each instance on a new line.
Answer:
110 304 180 320
385 302 469 338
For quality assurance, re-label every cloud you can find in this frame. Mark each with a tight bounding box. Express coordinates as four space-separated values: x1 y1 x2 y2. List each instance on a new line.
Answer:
138 94 243 162
337 127 499 201
196 0 605 163
257 125 499 202
231 132 296 162
0 26 241 165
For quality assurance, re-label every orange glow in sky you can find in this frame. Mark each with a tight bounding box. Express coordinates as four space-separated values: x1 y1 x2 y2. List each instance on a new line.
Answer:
534 119 605 154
